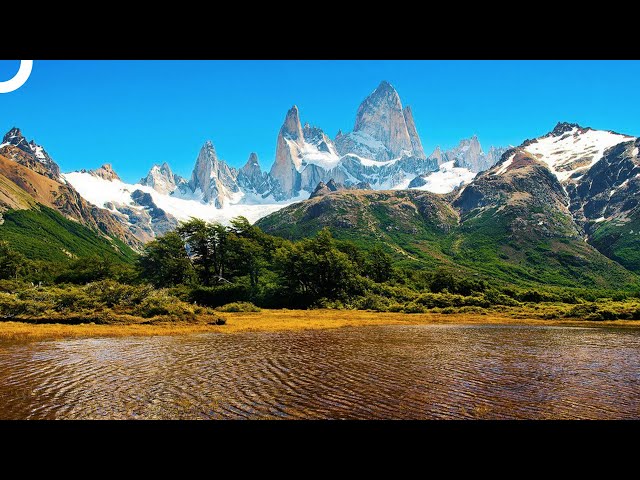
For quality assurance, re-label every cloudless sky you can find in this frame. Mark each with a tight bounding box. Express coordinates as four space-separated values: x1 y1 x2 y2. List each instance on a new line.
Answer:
1 60 639 183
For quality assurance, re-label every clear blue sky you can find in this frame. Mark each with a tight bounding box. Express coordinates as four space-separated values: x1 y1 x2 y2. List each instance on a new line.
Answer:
1 60 639 183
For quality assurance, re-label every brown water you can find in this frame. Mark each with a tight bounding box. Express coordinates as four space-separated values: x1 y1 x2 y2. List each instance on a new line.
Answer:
0 324 639 419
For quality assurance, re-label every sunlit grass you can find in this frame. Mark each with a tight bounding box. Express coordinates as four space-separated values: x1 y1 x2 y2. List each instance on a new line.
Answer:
2 309 638 341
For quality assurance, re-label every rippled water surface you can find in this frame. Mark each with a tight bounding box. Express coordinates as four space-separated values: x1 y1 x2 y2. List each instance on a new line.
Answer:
1 324 639 419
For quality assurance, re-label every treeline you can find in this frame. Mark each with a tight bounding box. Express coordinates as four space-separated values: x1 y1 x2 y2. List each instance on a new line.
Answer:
1 217 640 322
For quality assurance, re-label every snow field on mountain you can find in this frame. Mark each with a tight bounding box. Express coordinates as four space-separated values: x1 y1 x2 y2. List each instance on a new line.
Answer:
63 172 305 225
524 128 634 182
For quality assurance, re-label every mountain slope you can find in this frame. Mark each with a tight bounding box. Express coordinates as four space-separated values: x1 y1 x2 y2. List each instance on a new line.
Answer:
257 143 639 290
452 149 636 287
257 189 460 268
0 205 135 263
493 122 640 273
0 136 142 251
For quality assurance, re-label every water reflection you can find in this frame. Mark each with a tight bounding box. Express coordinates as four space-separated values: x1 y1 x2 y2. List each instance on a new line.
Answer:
0 324 638 419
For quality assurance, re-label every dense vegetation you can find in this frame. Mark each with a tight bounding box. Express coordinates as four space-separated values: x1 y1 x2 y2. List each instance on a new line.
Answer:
0 205 135 263
1 213 640 324
256 191 639 290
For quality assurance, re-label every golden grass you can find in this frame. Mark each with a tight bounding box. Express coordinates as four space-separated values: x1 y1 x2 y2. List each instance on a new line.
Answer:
1 309 639 341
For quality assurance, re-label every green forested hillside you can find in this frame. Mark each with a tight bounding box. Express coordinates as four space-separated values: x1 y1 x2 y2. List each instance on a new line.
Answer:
257 190 640 290
0 205 136 263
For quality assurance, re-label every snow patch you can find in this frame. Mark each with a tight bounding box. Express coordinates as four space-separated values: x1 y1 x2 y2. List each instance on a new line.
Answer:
63 172 305 225
409 161 476 194
594 217 606 223
31 145 46 161
300 142 341 170
355 155 400 167
494 154 515 175
524 127 634 182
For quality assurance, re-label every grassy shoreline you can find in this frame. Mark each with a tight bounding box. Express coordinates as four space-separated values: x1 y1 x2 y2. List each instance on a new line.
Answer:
1 309 639 341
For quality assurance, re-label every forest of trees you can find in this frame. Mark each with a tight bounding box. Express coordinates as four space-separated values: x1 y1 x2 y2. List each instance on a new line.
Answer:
1 216 640 322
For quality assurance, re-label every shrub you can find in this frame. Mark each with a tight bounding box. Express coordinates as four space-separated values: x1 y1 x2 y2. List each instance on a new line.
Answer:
136 290 196 319
457 306 488 314
416 292 489 309
483 289 520 306
188 284 249 308
216 302 261 313
402 302 426 314
565 303 598 318
0 293 49 317
352 294 391 312
312 298 349 310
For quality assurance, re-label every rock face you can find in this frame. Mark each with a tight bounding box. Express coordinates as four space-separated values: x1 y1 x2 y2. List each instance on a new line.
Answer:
236 152 274 198
428 146 445 166
408 172 432 188
87 164 121 182
1 127 61 180
189 141 240 208
130 189 178 235
335 81 423 161
350 81 414 160
448 136 505 173
309 178 372 199
269 106 304 199
140 162 186 194
425 138 506 173
403 106 426 159
455 122 640 275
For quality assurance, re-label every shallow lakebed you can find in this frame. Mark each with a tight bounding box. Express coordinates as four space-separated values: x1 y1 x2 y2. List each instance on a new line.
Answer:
0 324 639 419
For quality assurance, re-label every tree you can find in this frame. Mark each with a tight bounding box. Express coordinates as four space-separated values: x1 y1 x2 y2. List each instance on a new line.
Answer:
138 231 195 287
177 219 214 286
365 245 393 283
227 234 266 289
56 256 121 284
274 228 360 304
0 241 26 280
176 219 234 285
227 216 274 289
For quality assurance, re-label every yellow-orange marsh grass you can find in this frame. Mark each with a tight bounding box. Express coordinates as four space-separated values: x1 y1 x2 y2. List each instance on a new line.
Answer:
1 309 639 341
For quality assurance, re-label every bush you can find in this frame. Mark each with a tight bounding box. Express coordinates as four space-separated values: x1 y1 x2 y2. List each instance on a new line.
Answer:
416 292 489 309
216 302 261 312
483 289 520 306
352 294 391 312
402 302 426 314
457 306 488 314
312 298 349 310
136 290 196 319
0 293 49 317
565 303 598 318
188 284 249 308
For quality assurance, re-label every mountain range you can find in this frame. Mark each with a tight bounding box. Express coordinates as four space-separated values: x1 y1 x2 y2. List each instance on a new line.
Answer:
51 81 506 241
257 121 640 288
1 80 639 290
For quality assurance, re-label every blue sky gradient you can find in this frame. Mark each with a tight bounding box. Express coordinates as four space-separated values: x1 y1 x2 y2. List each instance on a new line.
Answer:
1 60 639 183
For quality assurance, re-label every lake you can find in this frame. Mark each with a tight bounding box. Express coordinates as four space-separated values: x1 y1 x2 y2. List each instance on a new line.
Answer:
0 324 639 419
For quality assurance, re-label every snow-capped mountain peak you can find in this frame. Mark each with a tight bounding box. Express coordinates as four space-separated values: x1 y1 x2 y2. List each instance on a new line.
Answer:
188 140 240 208
523 123 635 182
0 127 61 180
45 81 508 241
139 161 186 194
